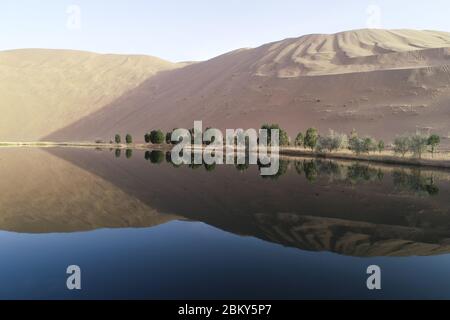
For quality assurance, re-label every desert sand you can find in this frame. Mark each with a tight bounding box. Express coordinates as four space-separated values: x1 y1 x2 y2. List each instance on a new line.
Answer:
42 29 450 144
0 49 179 141
1 29 450 144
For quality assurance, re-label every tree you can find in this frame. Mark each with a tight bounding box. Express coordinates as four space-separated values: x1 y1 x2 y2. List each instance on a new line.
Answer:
144 133 151 143
304 128 319 151
115 134 121 144
363 137 377 153
166 132 172 144
316 130 348 153
349 132 376 155
377 140 385 153
409 133 428 159
125 134 133 144
150 130 165 144
295 133 305 148
261 124 290 146
427 134 441 155
394 135 410 157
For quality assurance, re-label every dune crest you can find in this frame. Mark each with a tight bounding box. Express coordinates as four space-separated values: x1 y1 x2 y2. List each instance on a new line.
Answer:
253 29 450 77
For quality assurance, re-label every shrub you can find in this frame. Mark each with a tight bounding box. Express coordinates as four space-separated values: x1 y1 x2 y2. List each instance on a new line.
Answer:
114 134 121 144
144 133 151 143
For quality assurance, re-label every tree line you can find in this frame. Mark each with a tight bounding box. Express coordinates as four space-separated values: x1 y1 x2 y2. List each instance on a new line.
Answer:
111 125 442 159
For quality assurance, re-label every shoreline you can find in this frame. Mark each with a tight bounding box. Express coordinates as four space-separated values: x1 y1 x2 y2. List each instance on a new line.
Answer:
1 141 450 170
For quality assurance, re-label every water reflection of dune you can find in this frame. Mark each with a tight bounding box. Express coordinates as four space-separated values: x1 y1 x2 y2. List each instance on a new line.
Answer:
0 148 176 233
254 213 450 257
3 147 450 257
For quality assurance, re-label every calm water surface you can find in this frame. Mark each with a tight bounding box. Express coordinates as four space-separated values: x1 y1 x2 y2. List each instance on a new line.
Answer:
1 147 450 299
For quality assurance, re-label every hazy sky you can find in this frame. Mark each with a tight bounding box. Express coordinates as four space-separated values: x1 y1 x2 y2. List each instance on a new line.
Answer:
1 0 450 61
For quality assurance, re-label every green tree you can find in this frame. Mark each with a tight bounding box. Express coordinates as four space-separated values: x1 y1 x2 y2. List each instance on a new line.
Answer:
377 140 385 153
166 132 172 144
304 128 319 151
261 124 290 146
114 134 121 144
150 130 165 144
363 137 377 153
316 130 348 153
427 134 441 155
409 133 428 159
295 132 305 148
394 135 410 157
144 133 151 143
125 134 133 144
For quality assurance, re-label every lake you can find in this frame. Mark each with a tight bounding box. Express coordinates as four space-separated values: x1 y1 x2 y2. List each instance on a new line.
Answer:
1 147 450 299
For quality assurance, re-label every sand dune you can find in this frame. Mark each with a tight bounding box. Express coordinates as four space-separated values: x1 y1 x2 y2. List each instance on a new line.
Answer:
1 30 450 143
45 29 450 144
0 49 178 141
254 29 450 77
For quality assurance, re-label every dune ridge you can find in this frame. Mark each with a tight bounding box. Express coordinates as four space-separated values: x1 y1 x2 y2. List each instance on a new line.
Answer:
253 29 450 77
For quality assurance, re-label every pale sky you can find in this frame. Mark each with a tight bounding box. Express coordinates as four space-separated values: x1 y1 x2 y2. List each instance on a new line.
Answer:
1 0 450 62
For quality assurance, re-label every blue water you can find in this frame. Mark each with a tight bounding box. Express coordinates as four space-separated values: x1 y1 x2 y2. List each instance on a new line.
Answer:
1 221 450 300
2 148 450 299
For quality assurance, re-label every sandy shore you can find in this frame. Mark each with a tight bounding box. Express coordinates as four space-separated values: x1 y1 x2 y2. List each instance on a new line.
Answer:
1 141 450 170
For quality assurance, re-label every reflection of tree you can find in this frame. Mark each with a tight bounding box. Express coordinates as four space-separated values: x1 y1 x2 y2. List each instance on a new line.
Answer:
294 161 303 176
346 164 382 184
115 149 121 158
303 160 318 183
165 152 182 168
204 163 217 172
126 149 133 159
236 163 250 172
393 169 440 196
146 151 164 164
259 159 289 180
294 160 385 185
316 160 346 182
